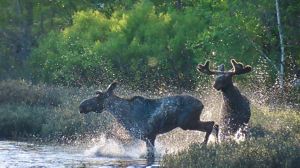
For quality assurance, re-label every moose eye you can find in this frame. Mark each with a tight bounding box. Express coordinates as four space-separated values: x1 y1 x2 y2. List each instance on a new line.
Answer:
95 91 103 95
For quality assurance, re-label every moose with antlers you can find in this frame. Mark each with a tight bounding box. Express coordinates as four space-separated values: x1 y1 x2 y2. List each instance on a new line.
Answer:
79 82 218 165
197 59 252 141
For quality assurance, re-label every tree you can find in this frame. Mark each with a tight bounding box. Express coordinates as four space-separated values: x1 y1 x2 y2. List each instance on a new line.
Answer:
30 10 113 86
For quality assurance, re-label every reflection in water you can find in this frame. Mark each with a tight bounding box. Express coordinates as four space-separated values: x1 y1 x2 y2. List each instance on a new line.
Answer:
0 140 150 168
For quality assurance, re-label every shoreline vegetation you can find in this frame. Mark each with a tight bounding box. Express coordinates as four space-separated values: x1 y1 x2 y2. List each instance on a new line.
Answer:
0 80 299 167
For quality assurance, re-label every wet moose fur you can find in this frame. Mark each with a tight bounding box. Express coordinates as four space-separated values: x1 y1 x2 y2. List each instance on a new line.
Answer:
79 82 217 165
197 59 252 141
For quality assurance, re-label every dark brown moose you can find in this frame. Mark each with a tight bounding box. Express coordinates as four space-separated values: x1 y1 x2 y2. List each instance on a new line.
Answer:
79 82 217 165
197 59 252 141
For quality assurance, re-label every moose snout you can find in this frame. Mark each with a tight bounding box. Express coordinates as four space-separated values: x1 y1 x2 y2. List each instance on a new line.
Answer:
79 104 86 113
79 100 90 114
213 83 221 91
79 98 99 114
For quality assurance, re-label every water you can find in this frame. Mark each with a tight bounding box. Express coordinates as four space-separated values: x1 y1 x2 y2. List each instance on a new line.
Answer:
0 140 151 168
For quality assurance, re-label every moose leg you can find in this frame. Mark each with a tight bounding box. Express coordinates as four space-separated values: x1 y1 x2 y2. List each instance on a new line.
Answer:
145 136 156 165
214 124 219 143
182 121 215 144
202 121 215 144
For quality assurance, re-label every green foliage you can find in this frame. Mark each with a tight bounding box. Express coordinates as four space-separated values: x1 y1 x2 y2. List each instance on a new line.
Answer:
29 0 299 89
162 108 300 168
29 1 216 89
30 11 113 86
104 1 205 89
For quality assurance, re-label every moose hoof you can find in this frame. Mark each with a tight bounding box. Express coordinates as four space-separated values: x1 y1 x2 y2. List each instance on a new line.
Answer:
214 124 219 132
146 152 155 166
146 157 155 166
213 124 220 143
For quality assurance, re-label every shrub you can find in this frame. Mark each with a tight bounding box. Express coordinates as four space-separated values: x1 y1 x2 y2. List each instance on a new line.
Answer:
0 80 61 106
0 104 50 138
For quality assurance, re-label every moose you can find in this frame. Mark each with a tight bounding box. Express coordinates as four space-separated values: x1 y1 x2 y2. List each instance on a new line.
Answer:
79 82 218 165
197 59 252 141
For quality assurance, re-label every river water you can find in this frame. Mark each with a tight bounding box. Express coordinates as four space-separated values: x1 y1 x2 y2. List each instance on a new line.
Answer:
0 140 152 168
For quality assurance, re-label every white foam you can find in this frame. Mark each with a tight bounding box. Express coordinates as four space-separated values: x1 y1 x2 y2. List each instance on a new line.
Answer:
84 135 146 159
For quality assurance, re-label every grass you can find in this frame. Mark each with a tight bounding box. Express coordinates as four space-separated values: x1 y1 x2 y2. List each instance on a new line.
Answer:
161 107 300 168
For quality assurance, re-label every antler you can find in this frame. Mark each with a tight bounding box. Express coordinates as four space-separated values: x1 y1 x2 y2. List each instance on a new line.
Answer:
230 59 252 75
197 59 252 76
197 61 223 75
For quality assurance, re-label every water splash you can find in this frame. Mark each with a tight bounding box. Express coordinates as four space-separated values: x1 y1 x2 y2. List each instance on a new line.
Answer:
83 128 218 161
233 127 247 143
84 135 146 159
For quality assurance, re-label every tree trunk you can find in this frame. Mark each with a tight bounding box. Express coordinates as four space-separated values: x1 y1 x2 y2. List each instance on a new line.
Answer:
176 0 182 10
15 0 33 65
275 0 285 89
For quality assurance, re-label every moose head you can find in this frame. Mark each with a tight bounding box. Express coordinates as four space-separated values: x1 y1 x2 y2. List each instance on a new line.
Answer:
79 81 117 114
197 59 252 91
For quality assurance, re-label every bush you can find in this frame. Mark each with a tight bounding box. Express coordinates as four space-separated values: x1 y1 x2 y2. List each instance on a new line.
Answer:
0 104 50 138
29 11 114 86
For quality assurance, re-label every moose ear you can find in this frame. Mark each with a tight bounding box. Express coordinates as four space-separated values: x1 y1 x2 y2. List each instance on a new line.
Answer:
243 66 252 73
106 81 118 95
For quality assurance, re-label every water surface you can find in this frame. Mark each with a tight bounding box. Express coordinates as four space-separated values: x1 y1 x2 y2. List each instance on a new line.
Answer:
0 140 150 168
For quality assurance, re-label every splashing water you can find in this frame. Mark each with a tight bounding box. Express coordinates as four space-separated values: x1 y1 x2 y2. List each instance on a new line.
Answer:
84 135 146 159
83 127 218 162
234 127 247 143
